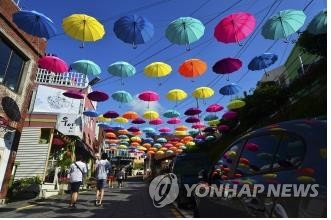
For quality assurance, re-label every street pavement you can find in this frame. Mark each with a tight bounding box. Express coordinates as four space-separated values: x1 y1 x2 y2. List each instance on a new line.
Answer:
0 176 183 218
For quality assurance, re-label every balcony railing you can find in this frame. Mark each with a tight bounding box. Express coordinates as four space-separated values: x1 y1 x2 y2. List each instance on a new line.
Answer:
36 68 88 88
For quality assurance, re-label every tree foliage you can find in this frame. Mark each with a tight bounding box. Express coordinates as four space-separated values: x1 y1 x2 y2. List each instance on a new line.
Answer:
297 31 326 57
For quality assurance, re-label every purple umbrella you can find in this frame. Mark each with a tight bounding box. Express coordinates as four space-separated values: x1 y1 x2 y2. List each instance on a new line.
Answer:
132 117 146 124
245 143 259 152
184 107 202 116
128 126 140 132
87 91 109 102
149 118 163 125
104 128 115 132
167 118 181 124
185 116 200 123
213 57 242 81
203 127 216 133
63 90 84 99
159 127 172 133
222 111 237 120
206 103 224 113
195 134 205 140
218 124 230 132
104 111 120 119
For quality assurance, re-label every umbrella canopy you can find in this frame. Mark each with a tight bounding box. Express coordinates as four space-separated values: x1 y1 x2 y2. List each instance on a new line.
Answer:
156 137 167 143
143 111 159 120
227 100 246 110
213 57 242 74
204 114 219 121
218 124 231 132
307 9 327 35
219 83 241 96
105 132 117 139
132 117 146 124
107 61 136 82
153 143 162 148
192 87 214 99
166 89 187 104
111 91 133 104
143 127 156 134
159 127 172 133
208 119 220 126
13 10 57 39
62 14 105 47
175 125 188 131
38 56 68 73
204 127 216 133
71 60 101 76
127 126 140 133
98 115 112 122
63 90 84 99
165 17 205 50
122 111 139 120
98 123 111 128
113 14 154 48
205 135 216 141
83 110 99 117
103 111 120 119
118 134 129 140
206 104 224 112
138 91 159 101
184 107 202 116
262 10 306 40
87 91 109 102
214 12 256 45
114 117 129 124
188 129 199 135
149 118 163 125
167 118 181 124
222 111 238 120
185 116 200 123
163 109 180 118
192 122 205 129
144 62 172 78
178 58 207 78
248 53 278 72
131 136 142 142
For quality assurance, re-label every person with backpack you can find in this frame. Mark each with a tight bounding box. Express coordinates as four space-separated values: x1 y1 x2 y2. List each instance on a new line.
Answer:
116 168 125 188
94 153 110 206
68 154 87 209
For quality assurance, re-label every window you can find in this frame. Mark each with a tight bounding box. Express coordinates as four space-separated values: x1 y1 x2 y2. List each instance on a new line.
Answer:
39 128 51 144
0 37 27 92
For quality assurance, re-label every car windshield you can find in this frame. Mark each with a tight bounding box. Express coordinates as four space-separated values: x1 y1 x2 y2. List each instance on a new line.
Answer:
173 154 210 175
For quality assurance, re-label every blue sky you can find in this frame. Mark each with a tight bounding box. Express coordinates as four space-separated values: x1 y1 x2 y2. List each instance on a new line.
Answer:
19 0 326 130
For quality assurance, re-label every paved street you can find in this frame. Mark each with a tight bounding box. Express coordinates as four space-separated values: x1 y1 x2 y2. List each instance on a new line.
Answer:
0 177 183 218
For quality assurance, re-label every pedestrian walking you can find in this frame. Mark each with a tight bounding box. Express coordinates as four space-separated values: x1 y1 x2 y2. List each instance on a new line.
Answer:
116 168 125 188
108 167 115 188
68 154 87 209
94 153 110 206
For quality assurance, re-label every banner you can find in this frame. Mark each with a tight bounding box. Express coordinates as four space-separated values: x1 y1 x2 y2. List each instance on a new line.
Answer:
56 114 82 137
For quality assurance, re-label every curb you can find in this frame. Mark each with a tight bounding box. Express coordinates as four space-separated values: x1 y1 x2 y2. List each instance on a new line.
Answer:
172 202 194 218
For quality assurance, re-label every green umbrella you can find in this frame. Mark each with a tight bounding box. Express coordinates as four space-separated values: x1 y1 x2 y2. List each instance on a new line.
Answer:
71 60 101 76
261 10 306 40
107 61 136 84
165 17 205 50
307 9 327 35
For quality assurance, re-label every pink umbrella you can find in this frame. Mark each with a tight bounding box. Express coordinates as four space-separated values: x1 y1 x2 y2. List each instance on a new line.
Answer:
184 107 202 116
185 116 200 123
63 90 84 99
104 111 120 118
87 91 109 102
164 143 174 148
206 104 224 113
149 118 163 125
167 117 181 124
214 12 256 45
38 55 69 73
218 124 230 132
192 122 205 129
132 117 146 124
213 57 242 81
245 143 259 152
159 127 172 133
222 111 237 120
127 126 140 132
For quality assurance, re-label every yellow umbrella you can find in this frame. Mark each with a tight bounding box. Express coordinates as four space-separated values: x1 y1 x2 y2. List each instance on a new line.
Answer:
227 99 246 110
156 150 165 155
186 141 196 147
118 145 128 149
98 115 112 122
192 86 214 99
114 117 129 124
144 62 172 78
174 131 187 136
208 119 220 126
143 110 159 120
166 89 188 102
138 146 147 151
62 14 105 47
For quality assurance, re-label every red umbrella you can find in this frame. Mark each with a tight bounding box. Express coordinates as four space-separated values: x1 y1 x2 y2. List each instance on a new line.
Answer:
206 104 224 112
138 91 159 108
63 90 84 99
149 118 163 125
213 57 242 81
38 55 69 73
222 111 237 120
218 124 230 132
184 107 202 116
159 127 172 133
167 118 181 124
214 12 256 45
87 91 109 102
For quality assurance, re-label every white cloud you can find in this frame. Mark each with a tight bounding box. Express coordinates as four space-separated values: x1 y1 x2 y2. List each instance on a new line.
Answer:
128 96 164 115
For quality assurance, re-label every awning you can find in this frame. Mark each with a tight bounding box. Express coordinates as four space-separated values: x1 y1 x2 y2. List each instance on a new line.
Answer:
75 139 95 158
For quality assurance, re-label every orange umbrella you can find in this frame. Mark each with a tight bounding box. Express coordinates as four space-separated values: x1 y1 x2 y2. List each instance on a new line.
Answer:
182 136 193 142
131 131 143 136
108 139 120 144
118 129 129 135
178 58 207 78
147 151 155 155
170 146 178 152
105 132 117 139
176 142 184 147
123 111 139 120
143 143 152 148
176 149 183 154
131 142 140 147
175 125 188 131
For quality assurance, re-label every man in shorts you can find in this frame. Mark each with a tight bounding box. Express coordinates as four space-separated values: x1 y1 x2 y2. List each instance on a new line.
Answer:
68 155 87 208
95 153 110 206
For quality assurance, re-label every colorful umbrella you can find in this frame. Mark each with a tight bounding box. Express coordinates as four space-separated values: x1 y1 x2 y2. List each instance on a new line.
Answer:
175 125 188 131
166 89 187 106
163 109 180 118
222 111 237 120
62 14 105 47
153 143 162 148
122 111 139 120
143 127 156 134
156 137 167 143
143 110 159 120
83 110 99 117
188 129 199 135
13 10 57 39
178 58 207 78
132 117 146 124
111 91 133 105
248 53 278 74
38 56 68 73
214 12 256 45
98 115 112 122
227 100 246 110
192 87 214 105
218 124 231 132
113 14 154 48
105 132 117 139
149 118 163 125
192 122 205 129
219 83 241 96
159 127 172 133
213 57 242 81
87 91 109 102
98 123 111 128
144 62 172 78
71 60 101 76
167 118 181 124
127 126 140 133
262 10 306 40
206 104 224 112
184 107 202 116
204 114 218 121
107 61 136 84
138 91 159 108
204 127 216 133
208 119 220 126
165 17 205 50
63 90 84 99
114 117 129 124
307 9 327 35
185 116 200 123
103 111 120 119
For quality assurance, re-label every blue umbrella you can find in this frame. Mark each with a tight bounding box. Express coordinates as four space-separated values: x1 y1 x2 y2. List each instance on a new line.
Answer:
156 137 167 143
113 15 154 48
163 109 180 118
97 123 111 128
111 91 133 104
13 10 57 39
219 83 241 96
188 129 199 135
204 115 219 122
118 135 129 139
307 9 327 35
83 110 99 117
248 53 278 74
153 143 162 148
71 60 101 76
107 61 136 85
144 137 154 143
111 126 125 131
143 127 156 134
